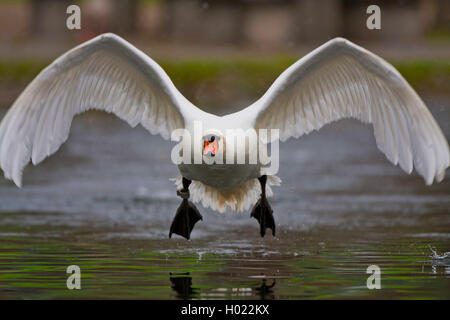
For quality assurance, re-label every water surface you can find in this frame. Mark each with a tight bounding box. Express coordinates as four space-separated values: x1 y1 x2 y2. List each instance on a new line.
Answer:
0 100 449 299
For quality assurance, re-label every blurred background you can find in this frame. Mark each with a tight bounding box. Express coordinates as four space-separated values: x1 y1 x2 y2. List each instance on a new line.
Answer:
0 0 449 113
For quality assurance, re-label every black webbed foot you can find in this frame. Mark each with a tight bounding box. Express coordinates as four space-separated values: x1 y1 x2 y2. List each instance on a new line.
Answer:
169 178 202 240
251 175 276 237
251 196 275 237
169 199 202 240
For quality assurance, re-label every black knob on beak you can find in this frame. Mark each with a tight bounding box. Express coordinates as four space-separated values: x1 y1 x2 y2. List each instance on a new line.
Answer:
209 136 215 142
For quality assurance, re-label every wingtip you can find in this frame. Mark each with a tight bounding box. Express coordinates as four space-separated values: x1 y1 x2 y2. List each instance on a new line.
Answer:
424 174 434 186
436 169 446 183
12 171 23 188
2 169 22 188
14 179 22 189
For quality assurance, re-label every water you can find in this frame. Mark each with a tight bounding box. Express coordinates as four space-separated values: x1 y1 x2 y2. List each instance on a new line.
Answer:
0 100 449 299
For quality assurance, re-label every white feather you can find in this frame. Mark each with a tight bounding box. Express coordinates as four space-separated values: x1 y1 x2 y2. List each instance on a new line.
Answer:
0 33 204 187
173 175 281 213
236 37 449 185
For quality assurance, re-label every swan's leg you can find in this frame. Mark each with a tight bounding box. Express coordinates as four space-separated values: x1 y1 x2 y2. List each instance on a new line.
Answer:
169 177 203 240
251 175 275 237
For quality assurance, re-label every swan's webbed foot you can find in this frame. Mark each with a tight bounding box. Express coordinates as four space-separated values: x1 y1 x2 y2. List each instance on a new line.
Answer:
169 199 202 240
251 196 275 237
251 175 275 237
169 178 202 240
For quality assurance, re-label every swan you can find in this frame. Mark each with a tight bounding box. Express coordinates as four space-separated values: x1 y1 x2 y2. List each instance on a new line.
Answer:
0 33 448 239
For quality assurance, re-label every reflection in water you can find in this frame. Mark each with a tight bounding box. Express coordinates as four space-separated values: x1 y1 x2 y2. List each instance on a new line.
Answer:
169 272 198 299
170 272 277 300
429 247 450 275
254 279 276 300
429 246 450 260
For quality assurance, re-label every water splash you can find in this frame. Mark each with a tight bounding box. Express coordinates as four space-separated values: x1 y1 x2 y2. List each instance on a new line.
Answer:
429 246 450 260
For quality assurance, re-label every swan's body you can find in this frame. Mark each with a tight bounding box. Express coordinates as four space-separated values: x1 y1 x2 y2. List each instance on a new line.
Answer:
178 113 261 190
0 34 448 234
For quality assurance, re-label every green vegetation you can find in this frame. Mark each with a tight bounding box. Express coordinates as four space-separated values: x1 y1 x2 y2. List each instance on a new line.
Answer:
0 56 448 96
0 0 28 3
427 28 450 43
161 55 297 95
0 60 46 82
394 60 450 94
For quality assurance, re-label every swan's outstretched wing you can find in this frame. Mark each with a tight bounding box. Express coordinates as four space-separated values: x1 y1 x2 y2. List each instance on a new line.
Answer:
0 33 197 187
241 37 449 185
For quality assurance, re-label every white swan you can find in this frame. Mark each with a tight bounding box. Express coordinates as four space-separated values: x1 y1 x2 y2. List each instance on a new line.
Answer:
0 33 448 239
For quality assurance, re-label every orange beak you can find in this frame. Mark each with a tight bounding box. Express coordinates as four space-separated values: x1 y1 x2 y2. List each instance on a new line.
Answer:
203 139 218 156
